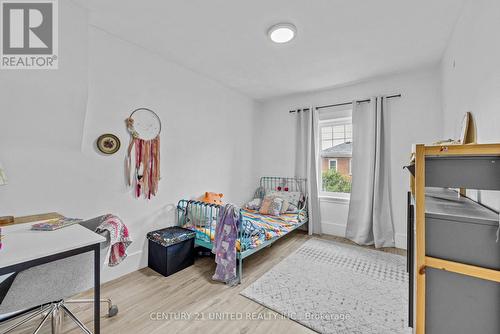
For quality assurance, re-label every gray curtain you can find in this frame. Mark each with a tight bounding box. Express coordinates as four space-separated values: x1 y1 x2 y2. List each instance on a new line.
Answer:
295 108 322 235
346 97 395 248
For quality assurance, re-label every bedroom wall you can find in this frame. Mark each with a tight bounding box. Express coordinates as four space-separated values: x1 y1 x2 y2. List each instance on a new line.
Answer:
441 0 500 212
0 1 256 281
253 67 443 249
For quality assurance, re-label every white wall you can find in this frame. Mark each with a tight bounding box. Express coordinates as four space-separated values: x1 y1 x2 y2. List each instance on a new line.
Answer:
254 68 443 249
0 1 256 281
441 0 500 211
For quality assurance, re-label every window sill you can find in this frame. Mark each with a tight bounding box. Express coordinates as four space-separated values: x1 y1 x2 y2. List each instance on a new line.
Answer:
319 195 350 204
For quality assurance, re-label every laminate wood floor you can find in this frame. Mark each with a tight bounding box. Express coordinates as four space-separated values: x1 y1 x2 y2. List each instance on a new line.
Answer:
1 232 405 334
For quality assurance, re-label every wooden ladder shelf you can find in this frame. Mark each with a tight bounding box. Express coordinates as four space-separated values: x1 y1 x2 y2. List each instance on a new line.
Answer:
412 143 500 334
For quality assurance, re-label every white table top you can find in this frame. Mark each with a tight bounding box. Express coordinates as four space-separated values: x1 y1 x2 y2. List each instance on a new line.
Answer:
0 222 105 270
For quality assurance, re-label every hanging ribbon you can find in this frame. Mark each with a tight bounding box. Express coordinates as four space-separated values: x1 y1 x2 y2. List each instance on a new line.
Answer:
126 117 161 199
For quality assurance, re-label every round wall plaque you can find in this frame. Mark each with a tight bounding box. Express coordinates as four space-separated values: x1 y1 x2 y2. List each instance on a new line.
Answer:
97 133 121 154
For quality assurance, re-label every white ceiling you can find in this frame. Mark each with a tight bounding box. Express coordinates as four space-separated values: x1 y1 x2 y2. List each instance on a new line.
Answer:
74 0 465 100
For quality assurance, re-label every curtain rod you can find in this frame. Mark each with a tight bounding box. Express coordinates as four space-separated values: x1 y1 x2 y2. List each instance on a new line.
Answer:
289 94 401 113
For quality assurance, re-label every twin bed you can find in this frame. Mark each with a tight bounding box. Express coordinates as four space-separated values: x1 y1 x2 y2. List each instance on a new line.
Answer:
177 177 308 282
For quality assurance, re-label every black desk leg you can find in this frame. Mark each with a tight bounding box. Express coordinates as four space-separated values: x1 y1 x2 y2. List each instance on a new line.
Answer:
94 245 100 334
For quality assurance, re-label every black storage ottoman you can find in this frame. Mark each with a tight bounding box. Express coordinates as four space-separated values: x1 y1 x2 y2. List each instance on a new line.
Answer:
147 226 196 277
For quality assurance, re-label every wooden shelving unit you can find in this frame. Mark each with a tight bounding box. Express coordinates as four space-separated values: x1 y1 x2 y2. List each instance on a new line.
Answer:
411 143 500 334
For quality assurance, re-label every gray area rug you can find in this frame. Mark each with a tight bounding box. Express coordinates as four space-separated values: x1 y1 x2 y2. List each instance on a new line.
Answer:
241 238 411 334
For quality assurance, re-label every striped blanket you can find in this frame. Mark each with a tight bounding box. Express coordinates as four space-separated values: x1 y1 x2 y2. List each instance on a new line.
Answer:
96 214 132 267
192 209 304 251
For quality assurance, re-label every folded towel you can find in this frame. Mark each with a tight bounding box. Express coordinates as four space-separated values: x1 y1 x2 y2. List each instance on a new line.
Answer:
96 214 132 267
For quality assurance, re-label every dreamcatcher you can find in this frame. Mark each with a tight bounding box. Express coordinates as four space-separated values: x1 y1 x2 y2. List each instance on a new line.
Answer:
125 108 161 199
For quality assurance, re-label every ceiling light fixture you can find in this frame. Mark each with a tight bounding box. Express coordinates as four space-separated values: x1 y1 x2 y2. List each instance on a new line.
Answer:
268 23 296 44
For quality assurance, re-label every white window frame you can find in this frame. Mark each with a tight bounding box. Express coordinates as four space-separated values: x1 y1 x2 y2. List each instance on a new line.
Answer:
320 118 352 150
328 159 338 171
318 116 352 200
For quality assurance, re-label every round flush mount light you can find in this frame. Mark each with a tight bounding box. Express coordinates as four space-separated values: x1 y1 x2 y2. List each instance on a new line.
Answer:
268 23 297 44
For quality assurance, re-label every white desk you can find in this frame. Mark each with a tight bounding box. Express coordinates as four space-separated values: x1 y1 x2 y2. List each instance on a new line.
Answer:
0 222 105 334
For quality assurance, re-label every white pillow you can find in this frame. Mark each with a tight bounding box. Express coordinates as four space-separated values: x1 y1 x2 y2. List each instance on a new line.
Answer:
266 190 301 207
246 198 262 210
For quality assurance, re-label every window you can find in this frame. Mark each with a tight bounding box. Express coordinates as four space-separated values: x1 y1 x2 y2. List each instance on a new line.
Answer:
328 159 337 171
318 113 352 198
321 123 352 150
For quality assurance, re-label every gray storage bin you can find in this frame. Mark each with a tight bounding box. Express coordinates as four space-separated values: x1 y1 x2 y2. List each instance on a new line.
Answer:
422 188 500 334
426 268 500 334
425 188 499 270
425 156 500 190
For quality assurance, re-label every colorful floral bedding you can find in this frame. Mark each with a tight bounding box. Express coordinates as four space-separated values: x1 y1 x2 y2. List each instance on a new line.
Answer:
189 209 305 252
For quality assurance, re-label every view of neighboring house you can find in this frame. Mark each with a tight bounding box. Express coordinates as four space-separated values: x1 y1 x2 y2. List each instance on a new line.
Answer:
320 142 352 179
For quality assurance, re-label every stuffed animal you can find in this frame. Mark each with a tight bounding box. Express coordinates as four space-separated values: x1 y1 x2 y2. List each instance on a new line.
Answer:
199 192 224 205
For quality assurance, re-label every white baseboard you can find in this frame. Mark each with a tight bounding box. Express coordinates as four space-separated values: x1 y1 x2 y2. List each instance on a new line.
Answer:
321 221 346 237
101 231 407 284
322 222 407 250
395 233 407 250
101 250 146 283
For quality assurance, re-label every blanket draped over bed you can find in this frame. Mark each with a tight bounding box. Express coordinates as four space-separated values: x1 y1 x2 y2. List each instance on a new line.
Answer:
212 204 240 286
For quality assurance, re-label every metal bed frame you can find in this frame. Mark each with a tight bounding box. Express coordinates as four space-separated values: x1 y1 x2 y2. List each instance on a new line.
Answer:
176 177 308 283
